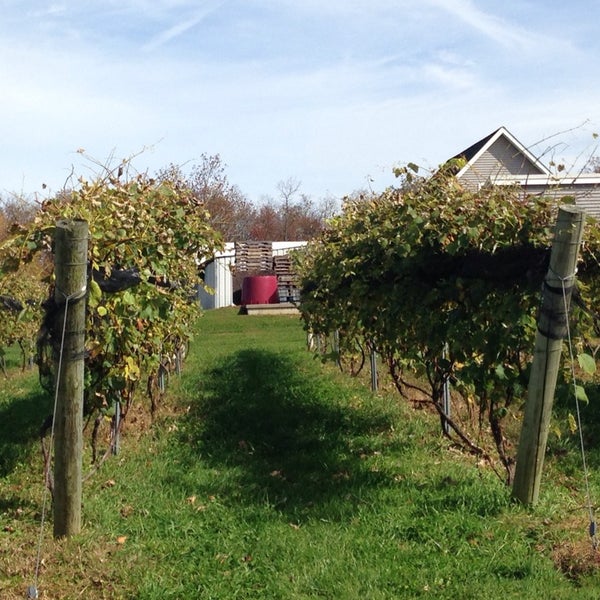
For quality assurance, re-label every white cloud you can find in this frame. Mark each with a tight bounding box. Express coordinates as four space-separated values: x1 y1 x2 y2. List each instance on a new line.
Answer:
428 0 575 55
142 0 228 50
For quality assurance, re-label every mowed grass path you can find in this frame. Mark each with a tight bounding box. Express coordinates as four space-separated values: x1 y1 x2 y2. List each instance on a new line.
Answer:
2 308 600 598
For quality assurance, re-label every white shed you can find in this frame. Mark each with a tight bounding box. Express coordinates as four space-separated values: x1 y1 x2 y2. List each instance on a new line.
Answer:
198 241 307 309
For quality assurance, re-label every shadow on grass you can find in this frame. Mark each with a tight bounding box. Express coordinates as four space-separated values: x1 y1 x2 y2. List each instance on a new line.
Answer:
549 382 600 473
180 349 401 517
0 388 51 478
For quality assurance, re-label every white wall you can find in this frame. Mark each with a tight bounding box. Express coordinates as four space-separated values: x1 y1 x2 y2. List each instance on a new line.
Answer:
272 241 308 255
198 243 235 309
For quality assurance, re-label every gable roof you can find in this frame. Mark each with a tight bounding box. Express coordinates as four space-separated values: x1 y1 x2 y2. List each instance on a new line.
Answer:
451 127 501 164
452 126 552 181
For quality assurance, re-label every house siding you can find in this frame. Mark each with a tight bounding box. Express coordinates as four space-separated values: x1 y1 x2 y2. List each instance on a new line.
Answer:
459 138 546 191
519 183 600 220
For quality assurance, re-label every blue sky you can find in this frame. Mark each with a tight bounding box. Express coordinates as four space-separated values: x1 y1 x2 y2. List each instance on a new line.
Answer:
2 0 600 202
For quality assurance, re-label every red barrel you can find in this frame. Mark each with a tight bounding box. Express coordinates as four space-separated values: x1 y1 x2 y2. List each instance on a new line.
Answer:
241 275 279 305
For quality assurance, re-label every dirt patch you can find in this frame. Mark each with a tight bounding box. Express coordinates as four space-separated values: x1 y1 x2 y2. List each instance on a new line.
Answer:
552 539 600 582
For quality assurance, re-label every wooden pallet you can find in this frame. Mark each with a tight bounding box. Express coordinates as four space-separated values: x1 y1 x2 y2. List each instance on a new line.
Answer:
233 241 273 274
273 254 301 302
242 302 300 316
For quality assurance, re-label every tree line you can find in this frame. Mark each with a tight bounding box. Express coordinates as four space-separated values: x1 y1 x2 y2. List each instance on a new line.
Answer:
156 155 340 241
0 153 343 245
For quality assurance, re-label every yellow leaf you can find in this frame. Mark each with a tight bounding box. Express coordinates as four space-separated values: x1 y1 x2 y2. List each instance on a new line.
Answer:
124 356 141 381
568 413 578 434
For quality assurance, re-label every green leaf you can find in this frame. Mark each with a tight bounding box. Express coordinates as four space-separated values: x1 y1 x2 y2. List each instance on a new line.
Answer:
97 306 108 317
88 279 102 307
140 304 159 321
578 353 596 375
121 290 136 306
102 402 116 417
575 384 589 404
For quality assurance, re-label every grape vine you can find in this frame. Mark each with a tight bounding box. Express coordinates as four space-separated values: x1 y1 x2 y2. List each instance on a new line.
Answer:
0 162 223 463
295 162 600 483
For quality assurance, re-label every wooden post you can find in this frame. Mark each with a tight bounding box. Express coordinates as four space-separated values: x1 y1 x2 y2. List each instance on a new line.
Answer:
333 330 340 368
512 206 586 505
53 219 88 538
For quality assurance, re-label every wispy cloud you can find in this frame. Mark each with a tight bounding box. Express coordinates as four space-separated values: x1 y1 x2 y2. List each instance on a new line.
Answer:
28 3 67 18
428 0 572 54
142 0 227 51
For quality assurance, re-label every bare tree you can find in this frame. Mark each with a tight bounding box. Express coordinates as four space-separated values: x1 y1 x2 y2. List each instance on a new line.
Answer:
156 163 340 242
0 193 38 242
587 156 600 174
157 155 256 241
276 177 302 241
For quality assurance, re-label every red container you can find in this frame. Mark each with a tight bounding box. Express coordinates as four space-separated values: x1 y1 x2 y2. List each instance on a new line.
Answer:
241 275 279 305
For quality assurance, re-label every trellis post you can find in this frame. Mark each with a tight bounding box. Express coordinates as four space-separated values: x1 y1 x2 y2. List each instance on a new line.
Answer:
512 205 585 505
53 219 88 538
370 348 378 392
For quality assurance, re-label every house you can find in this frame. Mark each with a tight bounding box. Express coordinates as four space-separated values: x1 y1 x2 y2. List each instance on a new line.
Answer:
451 126 600 219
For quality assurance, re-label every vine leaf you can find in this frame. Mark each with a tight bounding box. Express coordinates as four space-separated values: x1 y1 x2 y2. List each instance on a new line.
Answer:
578 352 596 375
88 279 102 307
575 384 589 404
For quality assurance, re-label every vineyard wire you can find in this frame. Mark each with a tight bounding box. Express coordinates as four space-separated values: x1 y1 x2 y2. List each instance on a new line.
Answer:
559 267 598 550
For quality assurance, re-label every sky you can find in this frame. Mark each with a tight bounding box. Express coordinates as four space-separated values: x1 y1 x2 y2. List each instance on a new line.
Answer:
2 0 600 204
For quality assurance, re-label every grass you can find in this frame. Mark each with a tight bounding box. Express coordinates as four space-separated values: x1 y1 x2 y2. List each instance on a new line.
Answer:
2 307 600 598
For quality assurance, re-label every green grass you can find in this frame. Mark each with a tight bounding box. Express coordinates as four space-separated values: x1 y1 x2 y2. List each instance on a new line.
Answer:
2 307 600 598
